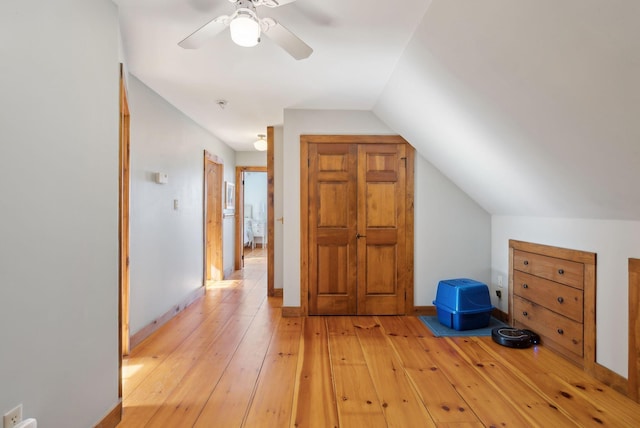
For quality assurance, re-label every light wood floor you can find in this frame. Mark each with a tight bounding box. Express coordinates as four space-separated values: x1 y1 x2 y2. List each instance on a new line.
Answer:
119 257 640 427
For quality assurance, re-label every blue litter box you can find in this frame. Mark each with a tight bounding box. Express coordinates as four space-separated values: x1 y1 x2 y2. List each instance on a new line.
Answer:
433 278 493 331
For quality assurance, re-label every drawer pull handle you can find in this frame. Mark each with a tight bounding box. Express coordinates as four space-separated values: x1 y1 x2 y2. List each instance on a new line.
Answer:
558 269 565 275
557 297 564 303
557 328 564 335
522 311 528 316
523 260 529 266
522 283 528 289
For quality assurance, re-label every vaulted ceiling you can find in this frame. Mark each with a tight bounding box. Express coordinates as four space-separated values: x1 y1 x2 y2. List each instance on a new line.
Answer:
117 0 640 219
116 0 431 149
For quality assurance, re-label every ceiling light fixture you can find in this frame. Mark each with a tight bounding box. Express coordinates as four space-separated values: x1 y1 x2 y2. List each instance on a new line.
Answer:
229 7 261 47
254 134 267 151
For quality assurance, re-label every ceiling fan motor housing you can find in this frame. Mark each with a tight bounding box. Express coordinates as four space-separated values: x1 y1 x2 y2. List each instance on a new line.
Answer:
230 0 261 46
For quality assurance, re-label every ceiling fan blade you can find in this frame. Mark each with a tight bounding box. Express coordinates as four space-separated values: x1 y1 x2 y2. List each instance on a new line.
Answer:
261 0 298 7
178 15 230 49
263 21 312 60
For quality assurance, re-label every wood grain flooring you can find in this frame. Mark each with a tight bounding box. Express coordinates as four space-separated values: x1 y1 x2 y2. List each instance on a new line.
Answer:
119 256 640 427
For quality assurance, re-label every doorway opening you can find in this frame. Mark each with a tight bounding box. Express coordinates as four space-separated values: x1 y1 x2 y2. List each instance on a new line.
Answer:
235 167 268 270
234 127 276 296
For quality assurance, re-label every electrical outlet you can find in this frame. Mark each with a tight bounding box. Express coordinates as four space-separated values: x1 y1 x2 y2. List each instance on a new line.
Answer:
497 275 503 288
3 404 22 428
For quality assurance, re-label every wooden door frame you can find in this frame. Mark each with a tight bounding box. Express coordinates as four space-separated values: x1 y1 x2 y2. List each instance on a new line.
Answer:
119 64 130 369
234 166 268 269
204 151 224 282
267 127 276 296
630 258 640 401
115 63 130 426
300 135 415 316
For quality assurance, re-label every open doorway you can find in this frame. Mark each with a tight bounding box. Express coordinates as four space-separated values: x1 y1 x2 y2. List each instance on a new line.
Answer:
234 126 275 296
235 167 267 270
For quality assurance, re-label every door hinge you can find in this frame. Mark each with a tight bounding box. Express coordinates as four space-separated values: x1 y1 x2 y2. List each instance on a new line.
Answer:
400 157 407 167
308 158 310 167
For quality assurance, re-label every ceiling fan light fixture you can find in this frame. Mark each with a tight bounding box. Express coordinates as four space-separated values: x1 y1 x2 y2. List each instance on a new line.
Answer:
254 134 267 151
230 10 261 47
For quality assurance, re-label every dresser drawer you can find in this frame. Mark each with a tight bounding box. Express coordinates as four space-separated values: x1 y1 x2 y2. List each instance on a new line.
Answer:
513 271 583 322
513 296 583 357
513 250 584 289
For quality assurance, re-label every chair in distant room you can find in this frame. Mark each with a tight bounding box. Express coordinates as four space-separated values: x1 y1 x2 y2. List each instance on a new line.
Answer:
244 205 253 248
251 220 266 249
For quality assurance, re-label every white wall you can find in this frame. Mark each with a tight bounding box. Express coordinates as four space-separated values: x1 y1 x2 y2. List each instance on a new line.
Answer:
492 217 640 377
128 76 236 335
236 151 267 167
0 1 119 426
414 154 492 306
281 109 491 308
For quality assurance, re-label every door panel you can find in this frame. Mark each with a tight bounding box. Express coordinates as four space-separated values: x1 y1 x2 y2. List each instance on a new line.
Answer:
309 144 357 315
357 144 406 315
365 245 397 294
366 183 397 227
205 153 223 281
318 183 350 227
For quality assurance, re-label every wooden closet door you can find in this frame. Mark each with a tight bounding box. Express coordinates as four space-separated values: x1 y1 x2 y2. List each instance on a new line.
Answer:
356 144 406 315
308 143 358 315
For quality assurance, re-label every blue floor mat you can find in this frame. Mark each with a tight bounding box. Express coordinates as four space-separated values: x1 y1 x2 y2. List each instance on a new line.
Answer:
419 315 509 337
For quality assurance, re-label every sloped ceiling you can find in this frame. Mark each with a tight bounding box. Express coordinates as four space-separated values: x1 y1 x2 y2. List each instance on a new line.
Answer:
118 0 640 219
374 0 640 219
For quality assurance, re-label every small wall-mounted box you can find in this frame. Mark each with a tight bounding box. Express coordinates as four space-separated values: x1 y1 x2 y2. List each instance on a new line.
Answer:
154 172 169 184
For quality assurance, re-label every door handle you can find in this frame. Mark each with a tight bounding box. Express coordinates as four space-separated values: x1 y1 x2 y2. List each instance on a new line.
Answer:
276 217 284 224
356 232 366 239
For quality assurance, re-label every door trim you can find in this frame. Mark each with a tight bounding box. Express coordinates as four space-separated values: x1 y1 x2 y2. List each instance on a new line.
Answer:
267 127 276 297
630 258 640 401
118 64 130 403
300 135 415 316
234 166 268 270
204 151 224 282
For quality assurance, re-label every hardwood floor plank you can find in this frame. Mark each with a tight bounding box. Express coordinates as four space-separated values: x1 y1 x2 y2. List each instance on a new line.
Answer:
123 297 218 395
354 316 435 427
143 314 257 427
242 316 303 427
473 336 640 427
326 317 388 428
405 317 535 427
119 307 239 427
193 296 279 427
292 317 339 428
446 336 578 427
377 316 480 424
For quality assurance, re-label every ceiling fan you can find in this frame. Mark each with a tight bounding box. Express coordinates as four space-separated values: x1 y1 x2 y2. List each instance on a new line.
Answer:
179 0 313 60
